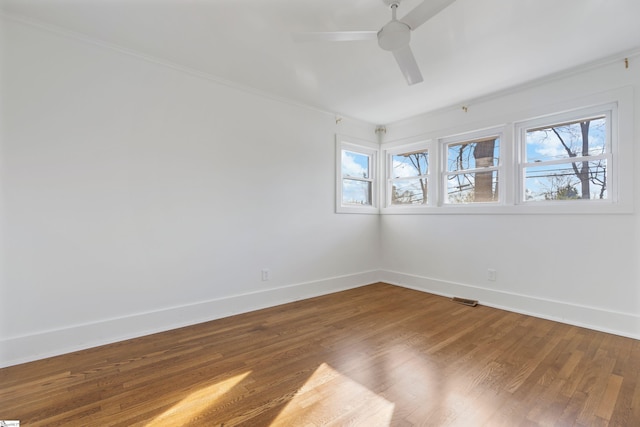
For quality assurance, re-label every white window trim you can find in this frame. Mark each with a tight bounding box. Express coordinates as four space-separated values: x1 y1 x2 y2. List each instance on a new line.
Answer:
511 97 631 214
439 127 505 208
515 104 615 206
382 128 512 215
336 135 379 214
383 140 433 213
378 87 633 215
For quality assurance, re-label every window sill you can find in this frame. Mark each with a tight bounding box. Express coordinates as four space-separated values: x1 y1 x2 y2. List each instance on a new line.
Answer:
336 205 380 214
381 200 633 215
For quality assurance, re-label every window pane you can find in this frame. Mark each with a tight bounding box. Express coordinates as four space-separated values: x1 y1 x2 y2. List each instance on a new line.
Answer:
392 150 428 178
446 171 499 203
342 150 370 179
524 160 607 201
391 179 427 205
526 117 606 162
342 178 372 206
447 138 499 172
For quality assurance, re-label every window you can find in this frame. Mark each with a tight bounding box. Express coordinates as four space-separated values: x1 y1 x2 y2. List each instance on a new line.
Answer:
387 143 429 206
342 149 373 205
442 132 501 204
343 89 630 215
517 105 614 204
336 136 379 214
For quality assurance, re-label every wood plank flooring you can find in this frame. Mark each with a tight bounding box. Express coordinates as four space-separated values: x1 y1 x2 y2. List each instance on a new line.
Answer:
1 283 639 426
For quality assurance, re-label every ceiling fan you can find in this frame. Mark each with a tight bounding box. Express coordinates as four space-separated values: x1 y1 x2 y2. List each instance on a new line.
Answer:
293 0 456 86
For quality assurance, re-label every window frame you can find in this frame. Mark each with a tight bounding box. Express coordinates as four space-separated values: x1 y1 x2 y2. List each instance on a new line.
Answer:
440 128 505 207
339 88 632 215
515 102 619 209
384 140 432 210
336 135 379 214
378 88 632 215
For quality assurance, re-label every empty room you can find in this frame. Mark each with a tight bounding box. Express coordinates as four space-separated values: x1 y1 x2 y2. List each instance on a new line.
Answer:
1 0 640 425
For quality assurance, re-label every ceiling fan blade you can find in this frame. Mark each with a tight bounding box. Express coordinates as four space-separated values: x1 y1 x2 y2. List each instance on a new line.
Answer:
401 0 456 30
292 31 378 42
392 45 423 85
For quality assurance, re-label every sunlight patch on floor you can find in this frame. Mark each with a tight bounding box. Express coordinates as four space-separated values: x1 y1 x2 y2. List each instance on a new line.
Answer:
272 362 395 426
145 371 251 426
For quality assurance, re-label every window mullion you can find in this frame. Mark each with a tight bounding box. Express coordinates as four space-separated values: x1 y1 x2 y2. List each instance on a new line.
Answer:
522 153 608 169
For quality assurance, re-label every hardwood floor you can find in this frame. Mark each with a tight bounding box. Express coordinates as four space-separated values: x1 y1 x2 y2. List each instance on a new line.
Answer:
1 283 639 426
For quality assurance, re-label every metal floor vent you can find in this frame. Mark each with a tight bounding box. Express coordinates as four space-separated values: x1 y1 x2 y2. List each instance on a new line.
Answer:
452 297 478 307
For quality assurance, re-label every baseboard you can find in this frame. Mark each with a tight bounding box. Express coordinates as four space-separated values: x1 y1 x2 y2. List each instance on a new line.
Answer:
0 270 381 368
381 270 640 340
5 270 637 368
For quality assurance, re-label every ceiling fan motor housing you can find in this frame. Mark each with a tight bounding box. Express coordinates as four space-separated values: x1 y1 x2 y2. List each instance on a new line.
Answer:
382 0 402 7
377 20 411 51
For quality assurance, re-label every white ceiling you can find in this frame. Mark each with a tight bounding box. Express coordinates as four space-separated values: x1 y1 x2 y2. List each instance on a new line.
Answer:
3 0 640 124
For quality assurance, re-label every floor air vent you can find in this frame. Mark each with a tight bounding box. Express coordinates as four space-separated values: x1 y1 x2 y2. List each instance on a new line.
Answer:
452 297 478 307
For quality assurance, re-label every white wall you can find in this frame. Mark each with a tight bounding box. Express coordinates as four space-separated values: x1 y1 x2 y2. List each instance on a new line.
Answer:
0 17 381 367
2 15 639 369
380 56 640 338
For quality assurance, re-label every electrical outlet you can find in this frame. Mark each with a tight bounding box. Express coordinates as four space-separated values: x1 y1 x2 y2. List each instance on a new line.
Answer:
261 269 270 281
487 269 497 281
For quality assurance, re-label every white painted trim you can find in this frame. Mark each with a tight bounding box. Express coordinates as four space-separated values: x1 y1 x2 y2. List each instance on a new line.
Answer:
381 86 634 214
0 271 381 368
4 270 638 367
380 270 640 341
439 127 505 207
336 135 380 214
383 140 431 209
